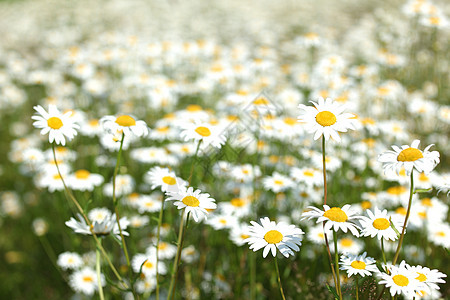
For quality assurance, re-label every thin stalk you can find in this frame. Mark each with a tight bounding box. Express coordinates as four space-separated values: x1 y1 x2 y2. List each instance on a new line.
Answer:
187 140 202 185
96 240 105 300
155 195 165 300
52 143 127 287
333 231 342 300
167 209 188 300
392 172 414 265
355 276 359 300
274 256 286 300
250 251 256 300
381 239 388 270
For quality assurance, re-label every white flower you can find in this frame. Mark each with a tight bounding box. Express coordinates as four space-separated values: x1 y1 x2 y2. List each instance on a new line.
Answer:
69 267 105 296
378 140 440 175
65 211 129 240
100 114 149 137
360 207 404 241
67 169 104 191
180 122 227 149
407 264 447 295
145 166 186 193
379 261 425 298
57 252 83 270
32 105 79 145
339 252 379 277
301 205 363 236
298 97 356 142
262 172 294 193
165 187 217 222
131 252 166 277
245 217 304 258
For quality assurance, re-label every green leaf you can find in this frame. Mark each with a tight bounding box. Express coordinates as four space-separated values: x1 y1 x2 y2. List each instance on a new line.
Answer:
414 188 432 194
326 283 339 300
389 217 401 239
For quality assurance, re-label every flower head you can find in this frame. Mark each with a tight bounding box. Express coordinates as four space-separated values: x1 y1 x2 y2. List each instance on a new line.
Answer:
32 105 79 145
378 140 440 175
379 261 426 298
245 217 304 258
298 97 356 142
340 252 379 277
100 114 149 137
360 207 404 241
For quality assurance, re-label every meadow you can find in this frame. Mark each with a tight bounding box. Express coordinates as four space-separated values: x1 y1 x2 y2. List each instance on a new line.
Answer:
0 0 449 299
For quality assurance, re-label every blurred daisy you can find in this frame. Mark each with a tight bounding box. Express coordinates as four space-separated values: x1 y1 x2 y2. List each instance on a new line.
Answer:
65 211 129 239
360 207 403 241
262 172 294 193
298 97 356 142
307 223 332 245
379 261 424 298
332 237 364 255
145 166 186 192
136 194 163 214
245 217 304 258
301 205 363 236
32 105 79 145
152 241 177 260
135 276 157 294
165 186 217 222
69 267 105 296
229 224 252 246
290 167 322 187
57 252 83 270
67 169 104 191
407 264 447 295
339 252 379 277
100 114 149 137
180 122 227 149
378 140 440 175
131 253 166 277
129 215 150 228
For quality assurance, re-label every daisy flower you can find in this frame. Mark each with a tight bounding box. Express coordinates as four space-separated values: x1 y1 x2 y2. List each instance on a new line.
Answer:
298 97 356 142
332 237 364 255
301 205 363 236
145 166 186 193
67 169 104 191
379 260 425 298
131 253 167 277
378 140 440 175
32 105 79 145
57 252 83 270
180 122 227 149
262 172 294 193
360 207 404 241
136 194 163 214
245 217 304 258
100 114 149 137
69 267 105 296
407 265 447 294
165 186 217 222
339 252 379 277
307 223 332 245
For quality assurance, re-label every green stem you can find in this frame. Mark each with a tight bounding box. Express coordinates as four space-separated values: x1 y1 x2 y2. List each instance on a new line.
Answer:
52 143 127 288
167 209 188 300
155 195 165 300
355 276 359 300
333 231 342 300
381 239 388 272
392 172 414 265
274 256 286 300
322 136 327 205
187 140 202 185
96 240 105 300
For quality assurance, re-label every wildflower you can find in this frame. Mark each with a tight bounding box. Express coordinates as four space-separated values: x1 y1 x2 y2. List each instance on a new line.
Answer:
32 105 79 145
180 122 227 149
379 261 425 298
301 205 363 236
145 166 186 192
245 217 304 258
378 140 440 175
69 267 105 296
131 253 167 277
57 252 83 270
360 207 404 241
165 187 217 222
100 114 149 137
407 264 447 295
262 172 294 193
339 252 379 277
67 169 104 191
298 97 356 142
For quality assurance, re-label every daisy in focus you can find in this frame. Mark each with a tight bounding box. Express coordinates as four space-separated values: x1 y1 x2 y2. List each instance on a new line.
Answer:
360 207 403 241
301 205 363 236
407 264 447 296
378 260 425 298
165 186 217 222
32 105 79 145
298 97 356 142
340 252 379 277
245 217 304 258
100 114 149 137
378 140 440 175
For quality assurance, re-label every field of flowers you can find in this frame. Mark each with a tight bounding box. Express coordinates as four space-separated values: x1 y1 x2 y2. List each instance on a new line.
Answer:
0 0 449 299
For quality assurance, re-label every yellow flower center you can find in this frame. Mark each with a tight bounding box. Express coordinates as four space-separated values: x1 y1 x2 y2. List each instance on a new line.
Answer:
351 261 366 270
195 126 211 137
416 273 427 282
373 218 390 230
396 207 407 215
162 176 176 185
47 117 63 129
274 180 284 185
158 242 168 250
186 104 202 111
144 261 153 269
89 119 99 126
182 196 200 207
323 207 348 222
361 201 372 209
53 174 62 180
283 117 297 126
392 275 409 287
418 212 427 219
418 173 429 181
240 234 250 239
74 169 90 179
421 198 432 207
303 170 314 177
115 115 136 127
82 276 94 283
318 233 324 238
264 230 283 244
315 111 337 127
340 238 353 247
397 148 423 162
230 198 245 207
387 186 407 195
436 231 445 237
219 219 227 225
253 98 269 105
